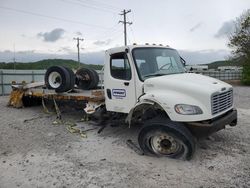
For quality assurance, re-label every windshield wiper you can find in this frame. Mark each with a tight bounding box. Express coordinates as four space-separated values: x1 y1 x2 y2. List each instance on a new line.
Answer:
143 73 167 78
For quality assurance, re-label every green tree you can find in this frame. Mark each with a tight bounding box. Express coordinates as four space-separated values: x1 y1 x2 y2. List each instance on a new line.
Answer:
228 9 250 85
228 9 250 60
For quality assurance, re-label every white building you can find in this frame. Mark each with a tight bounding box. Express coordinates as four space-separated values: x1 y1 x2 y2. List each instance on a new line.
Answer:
218 66 243 71
186 65 208 71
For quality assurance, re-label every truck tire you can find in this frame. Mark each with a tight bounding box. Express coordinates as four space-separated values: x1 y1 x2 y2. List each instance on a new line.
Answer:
75 68 99 90
138 117 196 160
89 69 99 88
45 66 71 93
64 66 75 90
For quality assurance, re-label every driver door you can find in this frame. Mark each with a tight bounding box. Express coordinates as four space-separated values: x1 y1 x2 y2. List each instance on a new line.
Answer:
104 51 137 113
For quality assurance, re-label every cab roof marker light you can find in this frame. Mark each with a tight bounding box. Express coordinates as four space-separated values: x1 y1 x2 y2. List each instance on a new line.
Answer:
145 43 149 45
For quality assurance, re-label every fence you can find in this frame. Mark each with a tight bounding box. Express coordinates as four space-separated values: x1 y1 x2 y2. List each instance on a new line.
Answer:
0 69 243 95
190 70 242 80
0 70 46 95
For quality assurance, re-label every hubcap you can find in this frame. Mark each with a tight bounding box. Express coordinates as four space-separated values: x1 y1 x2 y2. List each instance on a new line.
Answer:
150 133 181 156
48 72 62 88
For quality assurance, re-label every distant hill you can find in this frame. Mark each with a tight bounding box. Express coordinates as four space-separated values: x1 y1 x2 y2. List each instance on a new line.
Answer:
0 59 103 70
0 58 245 71
207 60 244 69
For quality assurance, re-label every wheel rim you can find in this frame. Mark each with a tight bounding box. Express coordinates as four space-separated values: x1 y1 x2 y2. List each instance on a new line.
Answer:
48 71 62 88
76 69 92 89
150 132 182 156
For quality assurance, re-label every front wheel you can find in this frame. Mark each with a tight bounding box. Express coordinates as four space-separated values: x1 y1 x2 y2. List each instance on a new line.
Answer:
138 117 196 160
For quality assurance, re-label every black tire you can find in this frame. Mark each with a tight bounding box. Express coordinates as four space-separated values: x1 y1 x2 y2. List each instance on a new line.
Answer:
45 66 71 93
138 116 196 160
89 69 99 89
75 68 99 90
63 66 75 90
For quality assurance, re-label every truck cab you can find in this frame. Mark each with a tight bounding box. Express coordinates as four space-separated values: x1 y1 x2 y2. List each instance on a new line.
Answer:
103 44 237 159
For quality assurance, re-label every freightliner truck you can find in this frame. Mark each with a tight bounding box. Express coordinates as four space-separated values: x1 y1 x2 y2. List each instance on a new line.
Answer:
9 44 237 160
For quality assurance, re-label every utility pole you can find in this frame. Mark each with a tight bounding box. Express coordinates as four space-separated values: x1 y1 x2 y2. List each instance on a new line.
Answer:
119 9 132 46
13 44 16 70
73 37 84 68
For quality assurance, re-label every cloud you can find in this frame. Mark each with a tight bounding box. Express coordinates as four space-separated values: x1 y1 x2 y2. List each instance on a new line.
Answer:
3 50 12 53
189 22 202 32
75 31 82 36
93 39 112 46
37 28 65 42
17 50 35 54
0 50 37 62
179 49 230 64
58 46 74 53
215 20 235 38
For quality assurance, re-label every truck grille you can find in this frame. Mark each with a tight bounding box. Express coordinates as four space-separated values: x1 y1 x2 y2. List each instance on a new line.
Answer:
211 89 233 115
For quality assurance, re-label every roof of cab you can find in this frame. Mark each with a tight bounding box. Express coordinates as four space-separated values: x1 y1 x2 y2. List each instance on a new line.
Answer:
106 44 175 54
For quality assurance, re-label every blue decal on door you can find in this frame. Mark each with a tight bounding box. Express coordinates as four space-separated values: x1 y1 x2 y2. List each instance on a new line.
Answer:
112 89 126 98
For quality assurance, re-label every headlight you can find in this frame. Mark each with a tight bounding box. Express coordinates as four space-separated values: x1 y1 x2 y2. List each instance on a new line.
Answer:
175 104 203 115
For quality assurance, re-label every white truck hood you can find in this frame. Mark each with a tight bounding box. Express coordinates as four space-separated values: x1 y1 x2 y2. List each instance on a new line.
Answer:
142 73 233 121
144 73 232 95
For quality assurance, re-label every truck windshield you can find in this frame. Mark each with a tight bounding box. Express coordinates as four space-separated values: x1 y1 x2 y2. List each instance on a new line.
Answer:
132 48 185 81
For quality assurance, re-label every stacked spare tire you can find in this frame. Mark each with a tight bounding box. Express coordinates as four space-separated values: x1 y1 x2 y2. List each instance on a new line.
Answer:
45 66 99 93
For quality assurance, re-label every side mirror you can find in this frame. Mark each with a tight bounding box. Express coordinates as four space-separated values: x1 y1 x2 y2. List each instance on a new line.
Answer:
180 57 186 66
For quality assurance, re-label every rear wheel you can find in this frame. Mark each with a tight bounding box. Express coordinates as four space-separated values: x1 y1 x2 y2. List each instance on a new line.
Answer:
64 66 75 90
45 66 72 93
138 117 196 160
75 68 99 90
90 69 99 88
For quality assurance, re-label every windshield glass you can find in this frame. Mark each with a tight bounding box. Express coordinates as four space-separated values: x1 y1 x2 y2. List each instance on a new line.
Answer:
132 48 185 81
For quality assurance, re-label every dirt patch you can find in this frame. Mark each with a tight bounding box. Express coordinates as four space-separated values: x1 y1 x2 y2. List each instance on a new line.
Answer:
0 86 250 188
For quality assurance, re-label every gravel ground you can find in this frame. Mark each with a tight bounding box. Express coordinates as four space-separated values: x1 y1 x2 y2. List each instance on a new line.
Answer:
0 86 250 188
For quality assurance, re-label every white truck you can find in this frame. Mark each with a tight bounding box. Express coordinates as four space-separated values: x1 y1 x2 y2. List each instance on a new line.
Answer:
9 44 237 160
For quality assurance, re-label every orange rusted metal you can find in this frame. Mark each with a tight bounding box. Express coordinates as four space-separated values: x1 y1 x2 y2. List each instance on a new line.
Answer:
8 89 24 108
31 93 105 103
8 82 105 108
91 90 104 97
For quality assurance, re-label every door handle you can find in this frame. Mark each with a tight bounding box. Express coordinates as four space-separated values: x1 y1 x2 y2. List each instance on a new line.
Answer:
124 82 129 86
106 89 112 99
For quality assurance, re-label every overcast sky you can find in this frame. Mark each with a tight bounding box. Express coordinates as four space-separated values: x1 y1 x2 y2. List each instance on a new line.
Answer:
0 0 249 64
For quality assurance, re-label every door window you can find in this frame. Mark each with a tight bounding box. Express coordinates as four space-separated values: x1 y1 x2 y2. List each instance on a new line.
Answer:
110 53 131 80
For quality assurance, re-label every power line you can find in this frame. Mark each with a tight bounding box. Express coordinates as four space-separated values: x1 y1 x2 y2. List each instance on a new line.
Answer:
129 25 136 43
13 44 16 70
126 14 136 43
119 9 132 46
77 0 120 11
60 0 117 14
86 29 124 52
95 27 123 43
88 23 122 40
110 29 124 43
85 27 123 51
0 6 110 30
